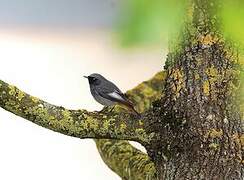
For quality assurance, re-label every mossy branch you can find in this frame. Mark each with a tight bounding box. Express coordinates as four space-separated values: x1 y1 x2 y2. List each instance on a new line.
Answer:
96 140 156 180
0 72 165 144
94 72 165 179
0 72 165 179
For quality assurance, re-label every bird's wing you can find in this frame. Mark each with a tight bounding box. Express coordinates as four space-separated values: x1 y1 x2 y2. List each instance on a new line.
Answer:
108 91 127 102
96 80 133 105
97 85 140 116
97 89 126 103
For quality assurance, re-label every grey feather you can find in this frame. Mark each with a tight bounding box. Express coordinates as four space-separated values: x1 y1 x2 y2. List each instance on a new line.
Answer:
84 73 140 116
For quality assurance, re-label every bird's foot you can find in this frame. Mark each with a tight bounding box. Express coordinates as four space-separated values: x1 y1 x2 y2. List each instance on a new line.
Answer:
99 106 114 114
108 106 115 113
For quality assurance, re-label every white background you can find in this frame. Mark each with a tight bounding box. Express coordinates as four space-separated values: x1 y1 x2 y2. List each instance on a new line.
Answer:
0 30 165 180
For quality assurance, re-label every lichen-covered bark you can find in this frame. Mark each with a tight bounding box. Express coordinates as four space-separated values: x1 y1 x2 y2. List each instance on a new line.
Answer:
96 140 156 180
0 71 166 179
0 1 243 179
0 78 155 143
95 72 166 180
145 0 244 179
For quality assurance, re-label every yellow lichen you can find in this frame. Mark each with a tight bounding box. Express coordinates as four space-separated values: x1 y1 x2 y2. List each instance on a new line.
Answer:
119 123 127 134
61 109 72 121
208 129 223 139
207 66 218 78
209 143 219 150
171 68 185 97
173 68 184 80
195 73 200 80
86 117 99 131
232 133 243 149
8 85 16 96
239 134 244 146
139 120 144 126
31 96 40 103
203 81 210 96
198 34 218 47
17 90 25 101
135 128 150 143
8 85 26 101
103 118 115 132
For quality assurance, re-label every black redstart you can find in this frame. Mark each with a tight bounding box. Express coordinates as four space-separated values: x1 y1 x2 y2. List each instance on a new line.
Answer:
84 73 140 116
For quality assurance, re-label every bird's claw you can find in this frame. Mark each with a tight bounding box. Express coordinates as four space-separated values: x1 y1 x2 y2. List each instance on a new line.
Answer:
99 106 114 114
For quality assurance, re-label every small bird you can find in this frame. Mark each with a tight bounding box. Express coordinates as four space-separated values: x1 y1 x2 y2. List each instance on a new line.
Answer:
84 73 140 116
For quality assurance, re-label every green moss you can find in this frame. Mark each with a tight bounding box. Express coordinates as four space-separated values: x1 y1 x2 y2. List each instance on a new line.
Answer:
119 123 127 134
102 118 115 134
209 143 219 150
86 116 99 131
31 96 40 103
95 139 156 180
135 128 152 143
138 84 157 98
6 84 25 101
8 85 16 96
61 109 72 121
0 69 164 180
5 100 20 114
17 90 25 101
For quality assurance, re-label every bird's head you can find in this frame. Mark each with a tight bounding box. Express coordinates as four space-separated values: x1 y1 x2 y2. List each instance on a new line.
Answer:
84 73 103 86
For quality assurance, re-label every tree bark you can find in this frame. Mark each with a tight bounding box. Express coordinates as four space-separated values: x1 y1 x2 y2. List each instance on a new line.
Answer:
96 139 155 180
0 79 148 143
0 72 165 179
95 72 166 179
0 0 243 179
145 0 244 179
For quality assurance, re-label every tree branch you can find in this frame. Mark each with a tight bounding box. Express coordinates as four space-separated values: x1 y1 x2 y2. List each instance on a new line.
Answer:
95 71 166 179
0 72 165 144
96 139 156 180
0 71 165 179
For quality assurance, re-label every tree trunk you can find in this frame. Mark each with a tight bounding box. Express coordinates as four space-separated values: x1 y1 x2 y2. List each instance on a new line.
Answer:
0 0 243 180
145 0 243 179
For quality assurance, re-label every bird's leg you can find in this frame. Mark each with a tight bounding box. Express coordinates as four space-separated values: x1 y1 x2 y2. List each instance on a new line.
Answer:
108 106 115 113
99 106 109 113
99 106 115 114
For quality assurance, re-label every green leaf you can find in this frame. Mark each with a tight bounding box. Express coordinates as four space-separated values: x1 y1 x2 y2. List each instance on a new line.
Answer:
116 0 187 47
220 0 244 47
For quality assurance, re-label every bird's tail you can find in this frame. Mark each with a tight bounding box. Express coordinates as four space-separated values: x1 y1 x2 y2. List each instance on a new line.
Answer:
130 106 141 118
120 100 141 118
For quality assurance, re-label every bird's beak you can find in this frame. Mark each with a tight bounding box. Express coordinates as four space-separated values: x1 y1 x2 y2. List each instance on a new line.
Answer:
83 76 88 79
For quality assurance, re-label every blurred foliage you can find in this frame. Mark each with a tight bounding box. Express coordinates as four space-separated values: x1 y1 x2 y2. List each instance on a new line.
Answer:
240 67 244 116
116 0 187 47
116 0 244 107
117 0 244 51
220 0 244 49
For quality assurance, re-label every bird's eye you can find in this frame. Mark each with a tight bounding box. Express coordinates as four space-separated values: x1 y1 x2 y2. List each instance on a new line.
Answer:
88 76 100 85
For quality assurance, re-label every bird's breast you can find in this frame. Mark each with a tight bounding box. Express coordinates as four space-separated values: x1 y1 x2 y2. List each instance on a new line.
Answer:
90 86 114 106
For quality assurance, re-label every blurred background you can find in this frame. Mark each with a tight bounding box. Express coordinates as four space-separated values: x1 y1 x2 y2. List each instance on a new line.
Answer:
0 0 243 179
